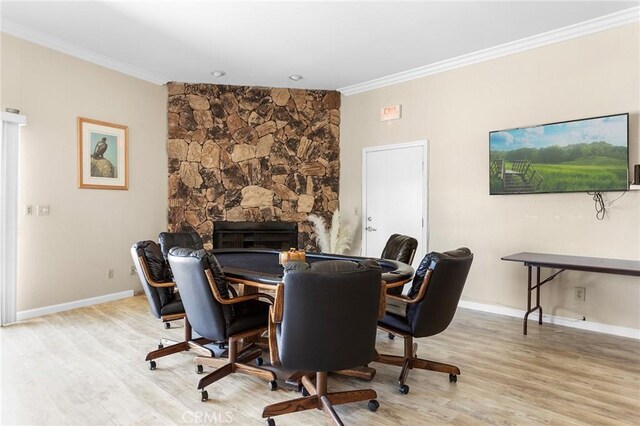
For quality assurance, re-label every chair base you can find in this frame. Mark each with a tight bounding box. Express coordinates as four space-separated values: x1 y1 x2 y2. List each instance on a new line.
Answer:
192 325 277 401
263 372 378 426
146 337 216 360
283 365 376 390
145 317 215 362
376 327 460 392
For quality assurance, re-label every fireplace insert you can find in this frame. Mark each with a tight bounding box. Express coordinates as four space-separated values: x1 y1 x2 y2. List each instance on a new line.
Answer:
213 221 298 250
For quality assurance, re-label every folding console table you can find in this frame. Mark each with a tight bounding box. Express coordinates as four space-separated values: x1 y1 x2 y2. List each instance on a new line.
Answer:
502 252 640 335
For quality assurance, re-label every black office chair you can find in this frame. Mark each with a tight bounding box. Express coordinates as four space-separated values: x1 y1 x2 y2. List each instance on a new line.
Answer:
159 230 204 263
375 247 473 394
262 260 385 426
381 234 418 296
159 230 238 351
131 241 213 370
168 247 277 402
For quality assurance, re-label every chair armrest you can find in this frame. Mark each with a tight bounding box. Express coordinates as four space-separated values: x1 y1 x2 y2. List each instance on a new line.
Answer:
378 282 387 319
385 279 408 290
270 283 284 323
205 269 274 305
386 294 415 304
267 283 285 366
228 285 239 298
386 269 433 305
222 292 275 305
138 256 176 288
268 304 281 366
147 280 176 288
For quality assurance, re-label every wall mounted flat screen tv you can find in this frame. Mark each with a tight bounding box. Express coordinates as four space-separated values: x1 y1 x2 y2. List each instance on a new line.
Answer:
489 113 629 195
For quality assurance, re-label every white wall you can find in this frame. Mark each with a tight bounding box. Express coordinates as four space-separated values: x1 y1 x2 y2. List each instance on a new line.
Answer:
1 34 168 311
340 24 640 329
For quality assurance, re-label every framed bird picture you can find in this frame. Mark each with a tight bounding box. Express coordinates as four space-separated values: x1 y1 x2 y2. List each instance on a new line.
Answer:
77 117 128 190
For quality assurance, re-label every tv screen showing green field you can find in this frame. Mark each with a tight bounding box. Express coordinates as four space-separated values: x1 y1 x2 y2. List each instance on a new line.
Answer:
489 114 628 195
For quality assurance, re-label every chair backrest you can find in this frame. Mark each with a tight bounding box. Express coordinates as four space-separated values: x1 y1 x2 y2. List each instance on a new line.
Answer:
381 234 418 265
277 260 382 372
167 248 231 342
158 231 204 261
406 247 473 337
130 241 173 318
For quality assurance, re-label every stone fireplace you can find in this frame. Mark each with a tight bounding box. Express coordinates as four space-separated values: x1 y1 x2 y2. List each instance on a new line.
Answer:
166 82 340 250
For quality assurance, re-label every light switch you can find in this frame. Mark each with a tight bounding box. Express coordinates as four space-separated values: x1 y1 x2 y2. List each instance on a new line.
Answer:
36 205 50 216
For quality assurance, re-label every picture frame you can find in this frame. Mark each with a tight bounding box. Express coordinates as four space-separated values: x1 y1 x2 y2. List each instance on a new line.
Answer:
77 117 128 190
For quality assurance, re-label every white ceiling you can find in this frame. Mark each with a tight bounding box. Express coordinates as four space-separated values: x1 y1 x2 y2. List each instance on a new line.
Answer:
1 1 638 93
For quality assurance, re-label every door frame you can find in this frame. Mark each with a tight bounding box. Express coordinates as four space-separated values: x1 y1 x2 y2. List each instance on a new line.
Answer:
361 140 429 262
1 111 27 326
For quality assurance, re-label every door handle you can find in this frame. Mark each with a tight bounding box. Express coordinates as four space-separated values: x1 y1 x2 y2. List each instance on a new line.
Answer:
365 226 377 232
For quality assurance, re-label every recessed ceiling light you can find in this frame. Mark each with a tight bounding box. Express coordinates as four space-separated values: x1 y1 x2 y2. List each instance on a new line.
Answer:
289 74 303 81
210 70 226 78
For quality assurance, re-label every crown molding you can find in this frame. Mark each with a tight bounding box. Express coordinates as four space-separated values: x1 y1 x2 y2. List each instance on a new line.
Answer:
0 19 169 86
2 6 638 92
339 6 640 96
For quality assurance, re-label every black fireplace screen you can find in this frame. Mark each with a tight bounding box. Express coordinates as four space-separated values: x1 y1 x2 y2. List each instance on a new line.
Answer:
213 221 298 250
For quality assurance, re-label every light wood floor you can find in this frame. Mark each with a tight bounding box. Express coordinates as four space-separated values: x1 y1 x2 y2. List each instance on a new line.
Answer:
1 295 639 425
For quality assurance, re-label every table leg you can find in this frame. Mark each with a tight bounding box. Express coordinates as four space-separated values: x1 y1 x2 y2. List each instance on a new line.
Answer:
523 265 545 335
523 266 532 335
536 267 543 325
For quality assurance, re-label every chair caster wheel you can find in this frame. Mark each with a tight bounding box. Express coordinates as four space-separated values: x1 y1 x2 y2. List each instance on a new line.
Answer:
196 364 204 374
157 343 164 349
201 390 208 402
266 418 276 426
268 380 278 391
449 374 457 383
368 399 380 412
399 384 409 394
301 387 309 397
388 333 395 340
255 357 263 366
149 360 156 370
164 322 171 329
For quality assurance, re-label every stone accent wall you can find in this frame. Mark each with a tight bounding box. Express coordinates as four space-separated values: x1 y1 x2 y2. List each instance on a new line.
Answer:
167 83 340 250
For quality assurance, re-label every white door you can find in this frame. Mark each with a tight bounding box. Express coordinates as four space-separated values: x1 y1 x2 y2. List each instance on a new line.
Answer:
362 141 427 268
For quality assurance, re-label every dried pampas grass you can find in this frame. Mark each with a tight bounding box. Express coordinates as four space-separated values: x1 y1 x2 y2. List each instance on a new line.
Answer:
308 209 353 254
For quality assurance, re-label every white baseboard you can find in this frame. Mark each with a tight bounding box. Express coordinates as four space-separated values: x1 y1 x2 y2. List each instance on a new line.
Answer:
16 290 134 322
12 291 638 339
459 300 640 340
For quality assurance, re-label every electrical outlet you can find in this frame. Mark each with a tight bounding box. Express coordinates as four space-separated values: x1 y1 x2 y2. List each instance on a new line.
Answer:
36 204 50 216
130 265 136 275
108 269 114 279
24 205 33 215
575 287 586 302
